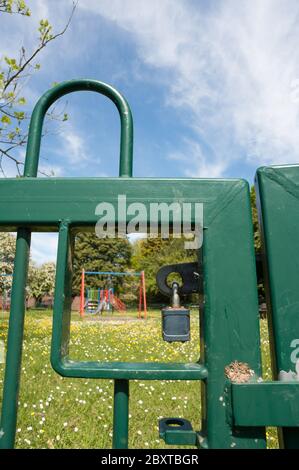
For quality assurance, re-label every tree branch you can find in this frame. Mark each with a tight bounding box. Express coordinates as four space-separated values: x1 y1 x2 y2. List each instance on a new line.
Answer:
3 1 77 92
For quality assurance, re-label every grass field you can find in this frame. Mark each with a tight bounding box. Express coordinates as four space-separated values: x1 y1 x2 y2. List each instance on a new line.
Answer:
0 309 278 449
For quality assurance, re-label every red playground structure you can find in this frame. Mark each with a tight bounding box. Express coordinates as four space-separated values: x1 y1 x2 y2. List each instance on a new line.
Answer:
79 270 147 319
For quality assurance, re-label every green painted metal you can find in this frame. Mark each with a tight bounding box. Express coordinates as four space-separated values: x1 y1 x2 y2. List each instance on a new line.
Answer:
113 380 129 449
0 79 134 449
0 228 31 448
200 180 265 449
255 164 299 448
24 79 133 178
0 177 246 231
159 418 197 446
230 382 299 427
50 221 209 381
1 79 299 450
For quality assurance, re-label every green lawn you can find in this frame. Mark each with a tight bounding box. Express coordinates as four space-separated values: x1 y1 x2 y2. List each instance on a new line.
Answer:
0 309 278 449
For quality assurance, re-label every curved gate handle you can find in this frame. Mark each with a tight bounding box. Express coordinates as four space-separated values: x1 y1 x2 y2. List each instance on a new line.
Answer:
24 79 133 178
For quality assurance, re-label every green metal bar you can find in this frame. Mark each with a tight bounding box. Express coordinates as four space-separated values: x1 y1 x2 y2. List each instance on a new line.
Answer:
51 221 73 375
85 271 142 276
231 382 299 427
201 180 266 448
52 359 208 381
23 79 133 178
0 177 243 230
113 380 129 449
255 165 299 447
0 228 31 449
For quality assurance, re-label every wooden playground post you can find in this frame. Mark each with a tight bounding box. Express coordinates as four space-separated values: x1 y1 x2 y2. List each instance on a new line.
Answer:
80 269 85 318
138 271 147 319
141 270 147 319
138 278 142 319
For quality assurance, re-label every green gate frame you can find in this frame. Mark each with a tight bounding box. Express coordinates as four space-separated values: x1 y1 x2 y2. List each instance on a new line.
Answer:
0 80 298 449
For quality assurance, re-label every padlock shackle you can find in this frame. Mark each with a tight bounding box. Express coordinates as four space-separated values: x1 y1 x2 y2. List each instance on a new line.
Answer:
24 79 133 178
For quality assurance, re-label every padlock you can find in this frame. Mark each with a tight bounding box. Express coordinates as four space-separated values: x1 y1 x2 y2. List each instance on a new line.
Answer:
161 282 190 342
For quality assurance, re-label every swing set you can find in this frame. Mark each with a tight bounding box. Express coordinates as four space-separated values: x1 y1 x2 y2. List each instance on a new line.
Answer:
79 269 147 319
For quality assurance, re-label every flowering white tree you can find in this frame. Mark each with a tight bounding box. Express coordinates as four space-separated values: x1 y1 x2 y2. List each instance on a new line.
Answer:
0 232 55 304
28 261 55 303
0 232 15 292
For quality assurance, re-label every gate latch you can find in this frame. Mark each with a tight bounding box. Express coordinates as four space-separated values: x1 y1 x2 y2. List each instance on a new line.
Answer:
159 417 197 446
161 282 191 343
157 262 201 343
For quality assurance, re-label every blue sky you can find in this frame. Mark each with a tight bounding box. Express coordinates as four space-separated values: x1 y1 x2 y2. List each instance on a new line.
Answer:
1 0 299 263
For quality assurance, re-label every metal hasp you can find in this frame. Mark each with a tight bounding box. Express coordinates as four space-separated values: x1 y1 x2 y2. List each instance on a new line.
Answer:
2 78 298 450
157 262 200 343
156 261 201 297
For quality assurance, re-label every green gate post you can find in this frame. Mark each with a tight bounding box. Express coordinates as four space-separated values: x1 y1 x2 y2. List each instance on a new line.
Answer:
113 380 129 449
256 165 299 448
200 180 265 448
224 165 299 442
0 228 31 448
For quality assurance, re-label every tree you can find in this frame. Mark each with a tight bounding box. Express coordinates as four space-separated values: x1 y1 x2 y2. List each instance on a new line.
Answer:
132 237 197 303
72 234 133 296
250 185 265 302
0 232 15 292
0 1 30 15
120 274 140 306
250 186 261 251
0 0 75 176
0 232 55 304
28 261 55 303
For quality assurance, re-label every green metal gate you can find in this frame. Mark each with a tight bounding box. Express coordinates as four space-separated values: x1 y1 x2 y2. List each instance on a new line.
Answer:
0 79 298 449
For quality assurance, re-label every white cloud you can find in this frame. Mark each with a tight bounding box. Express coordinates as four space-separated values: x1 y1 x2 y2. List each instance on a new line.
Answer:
62 126 89 164
31 233 58 265
79 0 299 176
169 139 228 178
38 163 63 176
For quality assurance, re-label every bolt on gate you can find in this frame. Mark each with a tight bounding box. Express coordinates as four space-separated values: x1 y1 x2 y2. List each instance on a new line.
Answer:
0 79 299 449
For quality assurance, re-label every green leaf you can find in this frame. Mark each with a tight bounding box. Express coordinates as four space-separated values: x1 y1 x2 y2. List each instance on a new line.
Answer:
1 115 11 125
4 56 19 70
13 111 25 120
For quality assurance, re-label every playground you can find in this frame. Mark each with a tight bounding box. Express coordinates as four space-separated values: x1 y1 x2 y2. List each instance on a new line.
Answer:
0 309 278 449
79 270 147 319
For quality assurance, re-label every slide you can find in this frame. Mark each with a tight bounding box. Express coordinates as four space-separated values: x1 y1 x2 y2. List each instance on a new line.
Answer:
110 295 126 312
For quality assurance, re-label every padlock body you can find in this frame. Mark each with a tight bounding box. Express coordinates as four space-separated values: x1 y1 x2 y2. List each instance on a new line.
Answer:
161 307 190 342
